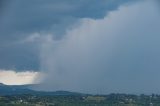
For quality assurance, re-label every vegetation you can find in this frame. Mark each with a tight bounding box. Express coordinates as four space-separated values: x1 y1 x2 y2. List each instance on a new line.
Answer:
0 94 160 106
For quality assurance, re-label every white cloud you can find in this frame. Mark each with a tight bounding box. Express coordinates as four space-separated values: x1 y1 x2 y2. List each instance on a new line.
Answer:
0 70 42 85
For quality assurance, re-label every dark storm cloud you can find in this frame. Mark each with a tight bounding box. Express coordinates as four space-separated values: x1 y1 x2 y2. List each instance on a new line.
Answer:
0 0 10 14
0 0 136 71
0 0 137 40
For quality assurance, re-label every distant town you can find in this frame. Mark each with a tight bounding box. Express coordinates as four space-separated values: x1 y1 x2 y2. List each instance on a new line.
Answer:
0 83 159 106
0 93 160 106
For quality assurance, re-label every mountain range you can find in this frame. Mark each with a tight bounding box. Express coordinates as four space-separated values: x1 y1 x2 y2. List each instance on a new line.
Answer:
0 83 82 96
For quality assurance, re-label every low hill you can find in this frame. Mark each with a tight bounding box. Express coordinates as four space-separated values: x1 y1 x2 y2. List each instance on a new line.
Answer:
0 83 82 96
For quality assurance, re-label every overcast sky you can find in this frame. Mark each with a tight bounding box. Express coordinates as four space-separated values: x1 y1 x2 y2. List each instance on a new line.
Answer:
1 0 160 94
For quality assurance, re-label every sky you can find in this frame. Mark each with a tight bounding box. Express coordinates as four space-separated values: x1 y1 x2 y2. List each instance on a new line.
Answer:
0 0 160 94
0 70 40 85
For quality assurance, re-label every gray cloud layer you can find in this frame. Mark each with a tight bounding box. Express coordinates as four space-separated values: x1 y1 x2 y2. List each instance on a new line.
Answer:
38 0 160 94
2 0 160 94
0 0 136 70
